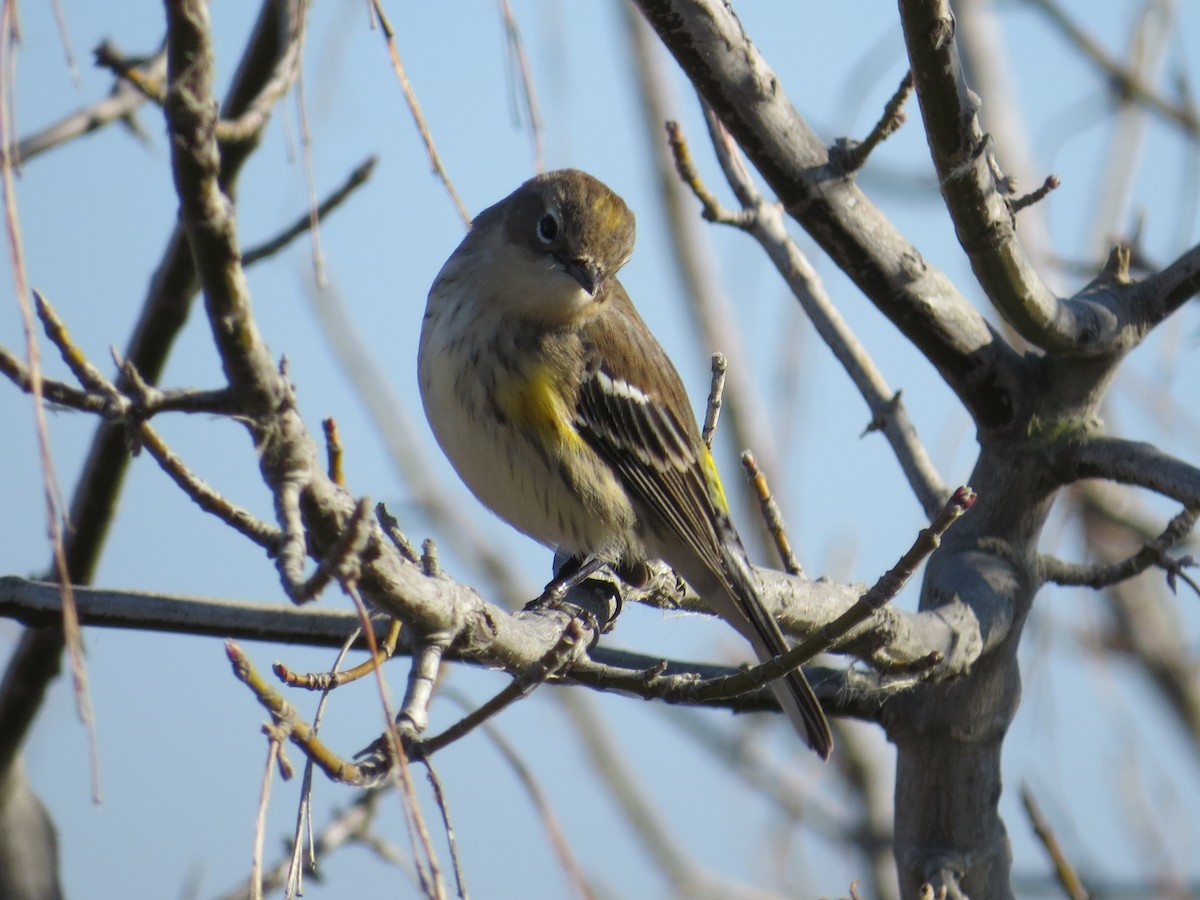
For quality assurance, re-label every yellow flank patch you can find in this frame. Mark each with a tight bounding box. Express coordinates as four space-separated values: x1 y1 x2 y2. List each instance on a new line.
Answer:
498 364 582 448
700 447 730 513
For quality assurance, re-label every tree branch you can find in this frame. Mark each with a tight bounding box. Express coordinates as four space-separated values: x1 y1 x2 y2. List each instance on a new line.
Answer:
2 48 166 169
1040 505 1197 589
678 111 949 518
1137 241 1200 323
1025 0 1200 136
632 0 1019 430
1057 435 1200 508
0 0 308 801
897 0 1179 357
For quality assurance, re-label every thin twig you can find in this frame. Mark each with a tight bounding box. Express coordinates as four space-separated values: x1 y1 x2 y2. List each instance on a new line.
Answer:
0 344 110 412
138 425 281 550
1010 174 1061 214
36 290 122 392
497 0 543 173
1 4 100 801
835 70 914 172
442 688 594 899
1021 784 1089 900
284 625 361 898
291 52 326 286
741 451 802 576
214 791 414 900
273 619 401 691
213 5 306 147
47 0 78 86
1026 0 1199 135
370 0 468 225
700 352 727 450
93 40 167 104
376 502 421 565
2 47 165 168
345 581 446 900
411 618 589 757
226 640 373 784
250 733 282 900
664 120 752 227
688 110 949 518
27 294 280 547
323 417 345 486
1040 506 1198 589
694 486 975 706
421 760 469 900
242 156 377 267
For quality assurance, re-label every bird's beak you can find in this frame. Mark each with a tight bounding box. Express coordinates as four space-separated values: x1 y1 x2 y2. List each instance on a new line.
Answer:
563 258 601 296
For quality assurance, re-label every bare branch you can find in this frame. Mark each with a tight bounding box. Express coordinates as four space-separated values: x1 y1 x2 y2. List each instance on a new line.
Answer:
1040 505 1197 589
1138 241 1200 323
442 688 595 898
1021 784 1090 900
409 618 590 758
696 487 975 707
0 0 307 796
700 352 727 451
214 790 416 900
633 0 1014 428
898 0 1182 357
397 632 450 735
624 8 783 543
241 156 378 266
368 0 469 226
834 70 915 173
683 111 949 517
0 344 111 413
1057 435 1200 508
1 47 165 168
740 451 802 577
1026 0 1200 136
93 40 166 104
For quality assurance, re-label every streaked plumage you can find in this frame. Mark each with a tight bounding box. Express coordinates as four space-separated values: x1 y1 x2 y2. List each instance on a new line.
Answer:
419 169 832 758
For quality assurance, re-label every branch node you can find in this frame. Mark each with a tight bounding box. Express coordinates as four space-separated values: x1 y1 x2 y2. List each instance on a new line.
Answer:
323 417 345 486
1098 242 1133 286
94 39 167 104
835 70 914 173
421 538 440 578
1009 174 1061 214
375 502 421 565
665 120 755 228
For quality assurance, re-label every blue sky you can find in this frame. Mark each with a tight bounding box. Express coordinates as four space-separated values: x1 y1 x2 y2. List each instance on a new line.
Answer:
2 1 1199 896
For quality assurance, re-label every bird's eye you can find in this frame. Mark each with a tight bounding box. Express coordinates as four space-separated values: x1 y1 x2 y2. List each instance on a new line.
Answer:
536 211 559 244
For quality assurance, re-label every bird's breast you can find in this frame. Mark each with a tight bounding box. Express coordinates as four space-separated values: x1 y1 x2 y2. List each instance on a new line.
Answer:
418 303 637 558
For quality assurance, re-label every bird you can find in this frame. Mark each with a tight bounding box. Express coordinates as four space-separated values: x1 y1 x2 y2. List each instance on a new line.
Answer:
417 168 832 758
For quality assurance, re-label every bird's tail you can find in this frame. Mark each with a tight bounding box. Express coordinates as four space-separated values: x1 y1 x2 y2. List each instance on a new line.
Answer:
716 531 833 760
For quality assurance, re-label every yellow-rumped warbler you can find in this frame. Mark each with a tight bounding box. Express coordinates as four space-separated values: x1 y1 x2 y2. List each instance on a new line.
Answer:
418 169 832 758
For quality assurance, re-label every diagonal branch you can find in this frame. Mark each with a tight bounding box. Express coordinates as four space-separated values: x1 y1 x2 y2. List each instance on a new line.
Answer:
681 110 949 519
1025 0 1200 136
632 0 1018 430
1137 241 1200 324
2 48 166 168
897 0 1171 356
1040 505 1197 589
1056 435 1200 509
